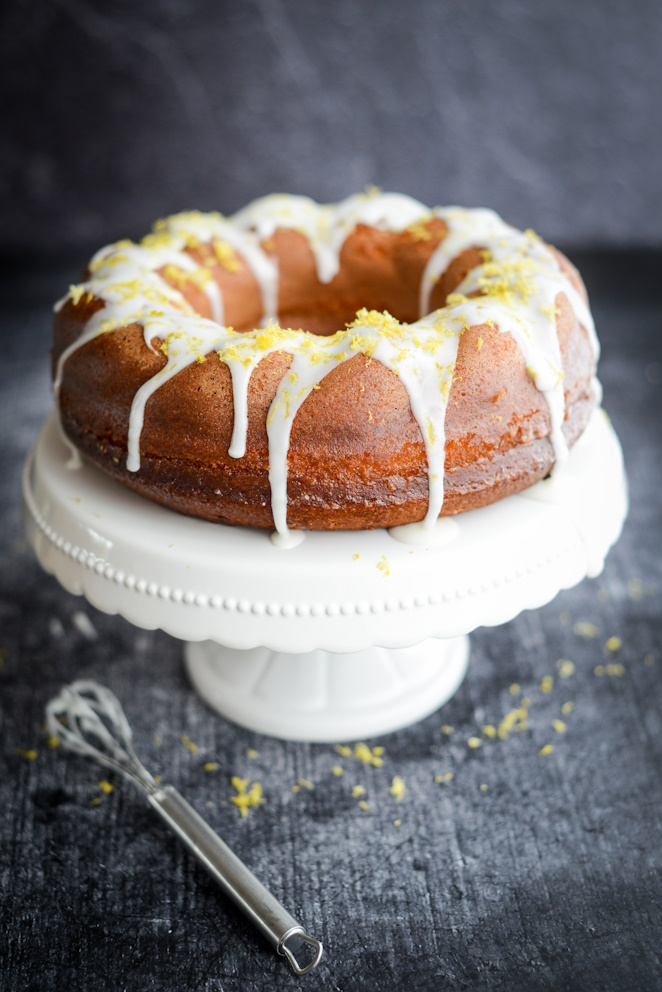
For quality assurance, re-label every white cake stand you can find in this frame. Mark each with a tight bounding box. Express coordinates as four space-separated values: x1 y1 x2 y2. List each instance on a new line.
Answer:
22 411 627 741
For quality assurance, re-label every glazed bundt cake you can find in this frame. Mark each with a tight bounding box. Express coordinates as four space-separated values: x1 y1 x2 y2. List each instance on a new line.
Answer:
52 191 599 541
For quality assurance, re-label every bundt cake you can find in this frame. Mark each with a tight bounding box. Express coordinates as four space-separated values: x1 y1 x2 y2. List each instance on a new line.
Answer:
52 191 599 541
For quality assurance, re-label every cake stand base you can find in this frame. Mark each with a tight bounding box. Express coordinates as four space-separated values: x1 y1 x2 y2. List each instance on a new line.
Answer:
184 636 470 741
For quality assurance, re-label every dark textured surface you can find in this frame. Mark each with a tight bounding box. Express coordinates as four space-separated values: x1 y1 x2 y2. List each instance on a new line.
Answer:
2 0 662 253
1 253 661 991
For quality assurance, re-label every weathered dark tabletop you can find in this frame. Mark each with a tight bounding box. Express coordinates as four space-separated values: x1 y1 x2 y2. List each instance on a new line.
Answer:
1 253 660 992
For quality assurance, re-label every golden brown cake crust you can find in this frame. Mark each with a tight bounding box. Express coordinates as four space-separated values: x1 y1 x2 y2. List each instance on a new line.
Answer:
54 216 597 530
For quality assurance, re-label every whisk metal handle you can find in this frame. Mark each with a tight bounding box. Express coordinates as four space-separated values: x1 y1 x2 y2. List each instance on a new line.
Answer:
148 786 323 975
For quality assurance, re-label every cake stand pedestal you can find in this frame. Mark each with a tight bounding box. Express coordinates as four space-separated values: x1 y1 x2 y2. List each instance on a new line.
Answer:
22 411 627 741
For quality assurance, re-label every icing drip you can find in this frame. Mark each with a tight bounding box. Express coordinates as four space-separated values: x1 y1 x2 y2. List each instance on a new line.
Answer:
420 208 599 466
262 310 462 534
56 410 83 470
54 194 598 542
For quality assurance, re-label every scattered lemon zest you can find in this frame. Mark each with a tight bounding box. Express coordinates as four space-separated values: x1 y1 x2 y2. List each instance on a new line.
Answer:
557 659 575 678
539 744 554 757
574 621 599 638
561 701 574 716
335 742 384 767
605 636 622 653
389 776 406 801
467 737 482 749
16 748 38 760
332 765 344 776
540 675 553 694
97 780 114 794
180 734 198 754
497 704 529 740
204 762 220 772
230 777 264 817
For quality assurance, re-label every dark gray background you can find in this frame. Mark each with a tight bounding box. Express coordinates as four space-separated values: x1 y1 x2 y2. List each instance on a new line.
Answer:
2 0 662 254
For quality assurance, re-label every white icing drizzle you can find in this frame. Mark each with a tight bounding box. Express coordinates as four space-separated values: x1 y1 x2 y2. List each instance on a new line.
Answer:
420 208 599 467
232 191 430 284
263 310 462 533
56 409 83 470
161 212 279 324
54 194 598 543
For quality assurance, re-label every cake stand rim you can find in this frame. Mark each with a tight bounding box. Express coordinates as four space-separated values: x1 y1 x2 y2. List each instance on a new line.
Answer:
22 409 628 653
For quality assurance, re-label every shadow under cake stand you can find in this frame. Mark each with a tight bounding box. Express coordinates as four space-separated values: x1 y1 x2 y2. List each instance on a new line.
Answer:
22 411 627 741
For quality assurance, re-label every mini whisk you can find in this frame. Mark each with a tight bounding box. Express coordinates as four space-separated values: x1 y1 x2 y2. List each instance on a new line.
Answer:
45 680 323 976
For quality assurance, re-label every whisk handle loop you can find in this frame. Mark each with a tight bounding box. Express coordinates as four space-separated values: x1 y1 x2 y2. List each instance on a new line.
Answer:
148 786 322 974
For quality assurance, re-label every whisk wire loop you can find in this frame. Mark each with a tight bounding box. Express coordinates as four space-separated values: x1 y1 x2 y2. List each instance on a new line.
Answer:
45 680 157 793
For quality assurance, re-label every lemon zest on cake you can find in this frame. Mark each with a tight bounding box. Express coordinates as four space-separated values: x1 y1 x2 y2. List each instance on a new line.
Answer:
212 239 242 271
406 216 434 241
